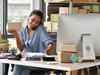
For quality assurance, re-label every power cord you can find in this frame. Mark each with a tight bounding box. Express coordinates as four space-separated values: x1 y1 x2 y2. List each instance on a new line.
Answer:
90 49 100 75
94 60 100 75
90 47 100 75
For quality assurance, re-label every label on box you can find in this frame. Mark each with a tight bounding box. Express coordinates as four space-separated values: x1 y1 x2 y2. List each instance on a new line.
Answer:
69 53 78 63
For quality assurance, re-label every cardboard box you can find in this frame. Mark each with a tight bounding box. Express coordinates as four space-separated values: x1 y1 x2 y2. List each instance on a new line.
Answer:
98 0 100 2
59 7 69 14
78 9 87 14
72 7 79 14
72 0 89 2
7 22 22 31
93 0 97 2
0 32 1 44
52 22 58 31
60 44 77 52
91 5 100 13
44 0 54 2
58 51 78 63
83 6 91 13
44 0 70 2
51 14 58 22
88 0 93 2
44 22 52 31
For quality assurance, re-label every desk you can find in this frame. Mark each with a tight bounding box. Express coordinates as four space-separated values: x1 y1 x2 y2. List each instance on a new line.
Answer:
0 58 100 75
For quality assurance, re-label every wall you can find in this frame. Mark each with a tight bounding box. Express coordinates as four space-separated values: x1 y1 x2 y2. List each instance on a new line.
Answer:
0 0 3 75
0 0 3 33
30 0 42 11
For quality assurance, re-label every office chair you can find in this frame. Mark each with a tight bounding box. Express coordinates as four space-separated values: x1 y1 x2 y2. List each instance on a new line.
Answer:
30 70 50 75
30 70 66 75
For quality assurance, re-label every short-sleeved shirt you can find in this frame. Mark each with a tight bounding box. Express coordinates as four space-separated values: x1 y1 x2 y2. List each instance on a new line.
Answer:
19 25 53 53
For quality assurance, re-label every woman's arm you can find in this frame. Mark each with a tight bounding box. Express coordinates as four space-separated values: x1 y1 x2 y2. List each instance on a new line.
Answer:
8 30 23 52
45 43 53 55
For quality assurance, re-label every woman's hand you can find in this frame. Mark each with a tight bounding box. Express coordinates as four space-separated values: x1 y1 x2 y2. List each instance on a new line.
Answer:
8 29 18 36
45 48 51 55
45 44 53 55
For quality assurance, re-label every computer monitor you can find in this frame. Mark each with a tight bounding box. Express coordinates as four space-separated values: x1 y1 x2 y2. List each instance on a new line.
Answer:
57 14 100 59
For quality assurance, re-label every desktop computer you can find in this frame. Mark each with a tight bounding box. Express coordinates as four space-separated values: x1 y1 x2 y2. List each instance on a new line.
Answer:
57 14 100 61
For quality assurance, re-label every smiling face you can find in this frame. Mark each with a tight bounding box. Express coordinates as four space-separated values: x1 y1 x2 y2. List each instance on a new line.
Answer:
27 14 41 30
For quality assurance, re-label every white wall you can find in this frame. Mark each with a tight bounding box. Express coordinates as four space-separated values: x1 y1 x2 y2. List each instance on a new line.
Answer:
0 0 3 74
0 64 3 75
30 0 42 11
8 0 30 4
0 0 3 33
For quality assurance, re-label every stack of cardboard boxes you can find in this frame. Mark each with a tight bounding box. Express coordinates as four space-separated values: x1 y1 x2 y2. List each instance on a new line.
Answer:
58 44 78 63
50 14 58 32
44 0 100 32
44 14 58 32
44 22 52 31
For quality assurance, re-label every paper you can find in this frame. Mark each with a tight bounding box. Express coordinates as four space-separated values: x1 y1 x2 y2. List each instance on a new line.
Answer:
25 52 46 57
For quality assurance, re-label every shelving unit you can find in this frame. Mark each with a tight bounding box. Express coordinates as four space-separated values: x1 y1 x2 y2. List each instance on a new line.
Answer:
44 1 100 32
44 1 71 33
45 1 100 20
45 1 71 21
43 0 100 54
44 1 71 54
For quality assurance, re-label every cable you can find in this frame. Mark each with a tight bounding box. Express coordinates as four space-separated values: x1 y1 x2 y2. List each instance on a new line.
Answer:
90 47 100 75
94 60 100 75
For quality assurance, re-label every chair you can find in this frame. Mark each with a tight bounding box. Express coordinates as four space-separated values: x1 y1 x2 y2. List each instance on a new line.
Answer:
53 70 66 75
30 69 66 75
30 70 50 75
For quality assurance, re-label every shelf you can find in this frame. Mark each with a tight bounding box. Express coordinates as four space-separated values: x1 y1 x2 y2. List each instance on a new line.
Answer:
45 2 70 7
48 31 57 36
48 31 57 33
45 2 100 8
72 2 100 4
44 1 100 32
45 1 70 3
44 0 70 3
45 1 100 5
72 2 100 5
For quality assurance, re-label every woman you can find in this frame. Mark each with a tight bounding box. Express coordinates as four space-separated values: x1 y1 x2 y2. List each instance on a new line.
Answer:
8 10 53 75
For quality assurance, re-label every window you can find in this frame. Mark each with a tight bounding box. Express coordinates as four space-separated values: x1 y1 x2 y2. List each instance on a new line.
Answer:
8 0 32 23
7 0 33 46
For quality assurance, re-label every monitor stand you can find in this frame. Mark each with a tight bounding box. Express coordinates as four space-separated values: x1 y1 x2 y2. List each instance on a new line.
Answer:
82 34 95 62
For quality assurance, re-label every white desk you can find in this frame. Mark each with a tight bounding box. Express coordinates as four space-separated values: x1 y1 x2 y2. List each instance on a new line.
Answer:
0 58 100 75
